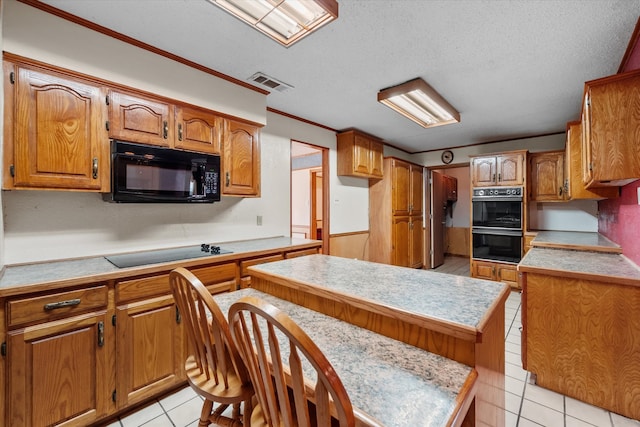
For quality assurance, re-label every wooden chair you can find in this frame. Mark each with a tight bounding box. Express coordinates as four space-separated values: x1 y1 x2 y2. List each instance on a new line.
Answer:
228 296 355 427
169 267 254 427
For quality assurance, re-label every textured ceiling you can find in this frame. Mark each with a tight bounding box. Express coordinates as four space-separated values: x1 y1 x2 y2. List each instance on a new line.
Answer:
40 0 640 153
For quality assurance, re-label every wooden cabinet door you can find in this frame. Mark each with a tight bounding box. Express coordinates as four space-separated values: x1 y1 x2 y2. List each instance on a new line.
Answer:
12 65 108 190
529 151 564 201
108 90 172 147
353 133 372 176
565 121 618 200
391 159 410 216
391 216 410 267
496 263 519 288
368 139 384 178
175 106 221 154
497 153 524 185
115 294 184 409
471 259 495 281
582 70 640 187
7 311 112 427
471 157 497 186
409 216 424 269
222 119 261 196
409 164 423 216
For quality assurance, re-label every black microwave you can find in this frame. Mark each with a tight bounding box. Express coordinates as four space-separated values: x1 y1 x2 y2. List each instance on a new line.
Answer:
104 140 221 203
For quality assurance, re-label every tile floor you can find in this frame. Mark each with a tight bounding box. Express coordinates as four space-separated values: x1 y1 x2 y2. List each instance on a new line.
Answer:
105 290 640 427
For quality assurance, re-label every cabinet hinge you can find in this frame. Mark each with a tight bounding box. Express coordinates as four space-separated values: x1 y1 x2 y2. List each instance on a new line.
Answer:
1 342 6 357
588 162 593 171
105 95 110 105
112 314 117 326
105 121 110 131
112 390 117 403
176 307 181 324
9 164 15 178
9 71 15 84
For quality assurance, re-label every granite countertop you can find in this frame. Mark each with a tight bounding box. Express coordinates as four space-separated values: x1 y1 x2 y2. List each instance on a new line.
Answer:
214 288 475 427
530 230 622 253
248 254 509 337
519 247 640 285
0 236 319 293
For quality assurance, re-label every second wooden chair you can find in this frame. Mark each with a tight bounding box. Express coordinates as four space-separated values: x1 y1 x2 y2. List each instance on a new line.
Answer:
228 295 355 427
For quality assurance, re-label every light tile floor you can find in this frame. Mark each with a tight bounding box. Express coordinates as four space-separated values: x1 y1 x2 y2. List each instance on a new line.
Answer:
105 290 640 427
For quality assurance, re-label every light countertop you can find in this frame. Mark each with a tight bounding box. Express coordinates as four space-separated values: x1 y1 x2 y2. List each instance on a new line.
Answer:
0 237 319 293
530 230 621 253
248 254 509 338
214 288 476 427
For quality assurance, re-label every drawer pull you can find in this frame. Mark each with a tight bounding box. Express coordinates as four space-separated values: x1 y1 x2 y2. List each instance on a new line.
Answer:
44 299 81 311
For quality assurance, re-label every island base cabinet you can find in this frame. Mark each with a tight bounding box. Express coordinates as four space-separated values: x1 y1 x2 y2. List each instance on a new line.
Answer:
6 311 113 427
522 272 640 420
115 294 185 409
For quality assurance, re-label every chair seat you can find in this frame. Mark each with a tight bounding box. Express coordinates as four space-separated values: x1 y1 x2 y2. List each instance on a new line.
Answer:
185 356 254 405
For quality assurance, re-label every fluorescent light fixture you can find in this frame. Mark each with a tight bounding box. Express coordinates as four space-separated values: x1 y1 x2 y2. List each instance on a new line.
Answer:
378 78 460 128
208 0 338 47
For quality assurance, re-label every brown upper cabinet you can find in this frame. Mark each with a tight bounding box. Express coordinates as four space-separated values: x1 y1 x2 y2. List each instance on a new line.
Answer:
337 129 384 179
529 151 565 202
3 61 110 191
4 54 261 196
470 151 526 187
107 89 173 147
222 119 261 197
108 91 222 155
581 69 640 188
175 105 222 155
565 121 618 200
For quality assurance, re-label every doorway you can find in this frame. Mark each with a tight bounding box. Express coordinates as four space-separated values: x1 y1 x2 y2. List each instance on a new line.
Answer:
291 141 329 253
425 165 470 273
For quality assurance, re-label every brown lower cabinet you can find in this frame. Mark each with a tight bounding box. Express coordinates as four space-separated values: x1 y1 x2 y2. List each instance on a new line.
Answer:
521 271 640 420
0 243 320 426
471 259 519 289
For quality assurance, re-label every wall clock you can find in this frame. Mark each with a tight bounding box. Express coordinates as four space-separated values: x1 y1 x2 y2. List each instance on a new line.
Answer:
441 150 454 164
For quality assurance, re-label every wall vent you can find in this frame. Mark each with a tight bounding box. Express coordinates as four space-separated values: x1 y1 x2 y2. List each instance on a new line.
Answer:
248 72 294 93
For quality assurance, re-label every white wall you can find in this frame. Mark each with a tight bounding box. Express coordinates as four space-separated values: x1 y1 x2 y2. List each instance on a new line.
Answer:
0 1 366 264
291 169 311 226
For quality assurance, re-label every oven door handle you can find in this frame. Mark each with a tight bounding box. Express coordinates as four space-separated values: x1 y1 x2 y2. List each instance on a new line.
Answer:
472 227 523 236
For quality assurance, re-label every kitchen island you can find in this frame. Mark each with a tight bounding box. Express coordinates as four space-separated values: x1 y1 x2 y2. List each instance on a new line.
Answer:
214 288 477 427
248 254 510 427
519 231 640 420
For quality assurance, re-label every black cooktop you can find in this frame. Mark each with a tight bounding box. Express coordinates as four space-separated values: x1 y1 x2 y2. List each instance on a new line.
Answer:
105 244 232 268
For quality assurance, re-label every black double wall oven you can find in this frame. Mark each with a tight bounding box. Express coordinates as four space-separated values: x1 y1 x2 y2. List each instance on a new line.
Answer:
472 186 523 264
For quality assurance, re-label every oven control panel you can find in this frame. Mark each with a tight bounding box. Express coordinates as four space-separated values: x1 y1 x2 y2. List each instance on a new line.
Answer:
473 187 523 198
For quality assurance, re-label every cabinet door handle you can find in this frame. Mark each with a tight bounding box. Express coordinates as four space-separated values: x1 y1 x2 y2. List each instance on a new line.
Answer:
44 299 81 311
97 321 104 347
176 307 181 324
498 173 501 182
225 172 230 187
559 186 563 196
178 124 183 141
492 173 496 182
92 158 98 179
163 120 168 139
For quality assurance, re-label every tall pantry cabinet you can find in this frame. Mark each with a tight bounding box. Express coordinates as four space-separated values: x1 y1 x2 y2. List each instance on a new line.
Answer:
369 158 424 268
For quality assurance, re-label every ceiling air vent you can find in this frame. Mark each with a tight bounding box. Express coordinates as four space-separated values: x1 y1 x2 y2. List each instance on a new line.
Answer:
248 72 294 93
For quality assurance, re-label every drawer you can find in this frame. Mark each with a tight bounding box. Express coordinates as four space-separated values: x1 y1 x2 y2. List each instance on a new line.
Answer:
285 248 319 259
7 285 108 328
117 273 170 303
240 254 284 276
190 262 237 286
